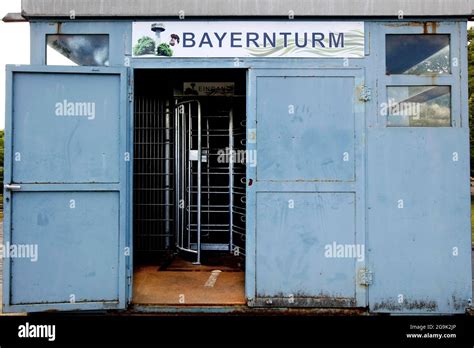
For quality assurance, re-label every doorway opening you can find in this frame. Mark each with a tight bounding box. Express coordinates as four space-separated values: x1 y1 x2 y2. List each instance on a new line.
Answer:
132 69 247 305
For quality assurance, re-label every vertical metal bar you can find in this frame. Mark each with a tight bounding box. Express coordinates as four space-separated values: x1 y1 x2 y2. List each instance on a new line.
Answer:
175 103 180 250
179 104 183 250
165 100 170 249
155 98 158 251
196 101 202 264
158 99 161 251
187 103 192 252
153 98 156 251
144 97 148 251
206 119 210 238
150 98 153 251
181 105 186 250
154 98 157 251
141 97 144 251
145 97 149 251
149 98 152 251
229 106 234 253
136 97 140 252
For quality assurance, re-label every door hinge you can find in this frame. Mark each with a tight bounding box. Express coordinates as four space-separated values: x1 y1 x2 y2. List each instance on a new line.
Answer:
358 269 373 286
248 128 256 144
127 73 133 102
128 84 133 102
358 86 372 102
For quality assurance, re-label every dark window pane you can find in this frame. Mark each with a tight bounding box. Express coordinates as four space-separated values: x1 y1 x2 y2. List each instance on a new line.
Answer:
386 86 451 127
47 34 109 66
386 34 450 75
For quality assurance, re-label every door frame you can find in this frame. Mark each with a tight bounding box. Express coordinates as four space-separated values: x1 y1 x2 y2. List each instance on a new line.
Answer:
3 65 129 312
128 64 250 305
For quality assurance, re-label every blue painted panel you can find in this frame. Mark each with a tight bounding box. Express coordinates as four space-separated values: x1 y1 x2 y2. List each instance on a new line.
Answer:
256 192 356 300
248 68 366 308
12 72 120 183
367 128 472 313
10 191 119 304
4 65 128 313
256 76 355 182
365 21 472 314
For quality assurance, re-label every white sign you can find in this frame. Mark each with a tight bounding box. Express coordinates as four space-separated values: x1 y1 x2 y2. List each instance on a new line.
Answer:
182 82 235 96
132 21 364 58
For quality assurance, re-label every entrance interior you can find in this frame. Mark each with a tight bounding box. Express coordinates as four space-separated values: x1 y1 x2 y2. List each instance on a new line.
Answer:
132 69 247 305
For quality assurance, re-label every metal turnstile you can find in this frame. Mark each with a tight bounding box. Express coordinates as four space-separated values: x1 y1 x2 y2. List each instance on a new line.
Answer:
175 100 203 263
134 95 246 264
175 98 246 264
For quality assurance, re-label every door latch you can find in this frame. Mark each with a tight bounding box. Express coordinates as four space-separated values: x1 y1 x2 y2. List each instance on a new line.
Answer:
4 184 21 191
358 86 372 102
358 269 373 286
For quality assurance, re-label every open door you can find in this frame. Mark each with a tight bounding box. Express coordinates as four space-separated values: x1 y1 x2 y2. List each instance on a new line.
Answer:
3 66 129 312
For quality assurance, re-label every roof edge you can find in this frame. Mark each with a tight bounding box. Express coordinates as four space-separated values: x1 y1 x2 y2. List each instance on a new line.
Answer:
20 0 474 19
2 12 27 23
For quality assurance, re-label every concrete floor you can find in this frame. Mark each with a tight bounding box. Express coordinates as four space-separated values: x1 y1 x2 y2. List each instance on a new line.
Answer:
133 254 246 305
133 265 246 305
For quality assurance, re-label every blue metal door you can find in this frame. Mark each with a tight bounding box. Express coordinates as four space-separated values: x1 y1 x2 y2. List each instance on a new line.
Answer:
246 68 367 307
3 66 128 312
366 21 472 314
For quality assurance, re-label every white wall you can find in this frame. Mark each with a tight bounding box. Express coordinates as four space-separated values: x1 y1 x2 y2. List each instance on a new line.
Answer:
0 0 29 130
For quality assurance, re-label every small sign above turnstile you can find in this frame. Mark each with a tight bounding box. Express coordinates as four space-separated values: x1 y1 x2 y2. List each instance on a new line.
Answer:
183 82 235 96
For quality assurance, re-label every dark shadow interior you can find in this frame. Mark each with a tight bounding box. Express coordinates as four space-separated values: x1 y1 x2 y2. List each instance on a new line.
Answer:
132 69 246 305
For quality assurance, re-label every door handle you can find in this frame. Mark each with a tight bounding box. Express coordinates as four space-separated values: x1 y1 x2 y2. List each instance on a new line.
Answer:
4 184 21 191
